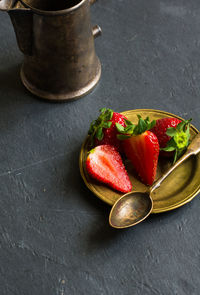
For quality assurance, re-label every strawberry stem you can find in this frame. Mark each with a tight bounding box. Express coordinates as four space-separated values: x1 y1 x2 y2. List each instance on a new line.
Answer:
116 115 156 139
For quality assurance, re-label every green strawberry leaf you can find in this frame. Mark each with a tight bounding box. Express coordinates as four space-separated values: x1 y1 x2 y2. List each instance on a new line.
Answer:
161 146 176 152
116 123 125 132
117 115 156 139
173 150 178 164
176 121 185 132
103 108 113 121
124 125 135 134
161 137 176 151
125 119 134 126
99 108 114 122
162 118 192 163
166 127 177 137
88 108 116 144
147 120 156 130
103 121 112 128
96 127 103 140
88 120 95 135
138 117 147 134
185 124 191 139
100 107 106 113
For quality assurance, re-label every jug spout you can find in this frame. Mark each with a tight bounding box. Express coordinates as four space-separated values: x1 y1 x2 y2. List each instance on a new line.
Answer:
0 0 32 55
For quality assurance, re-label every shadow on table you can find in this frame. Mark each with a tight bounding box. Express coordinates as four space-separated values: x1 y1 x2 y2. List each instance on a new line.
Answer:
76 175 123 245
0 64 26 101
148 201 193 223
84 185 193 250
0 63 70 106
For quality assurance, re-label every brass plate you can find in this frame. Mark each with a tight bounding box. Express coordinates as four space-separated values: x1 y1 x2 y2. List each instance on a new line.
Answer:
79 109 200 213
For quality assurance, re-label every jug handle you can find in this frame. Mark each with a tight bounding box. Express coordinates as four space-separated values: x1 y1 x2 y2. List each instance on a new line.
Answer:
89 0 102 38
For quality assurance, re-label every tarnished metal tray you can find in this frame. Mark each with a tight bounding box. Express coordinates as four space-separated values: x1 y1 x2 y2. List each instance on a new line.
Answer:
79 109 200 213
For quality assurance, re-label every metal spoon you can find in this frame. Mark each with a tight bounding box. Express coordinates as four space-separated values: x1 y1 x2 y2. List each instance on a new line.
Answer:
109 133 200 229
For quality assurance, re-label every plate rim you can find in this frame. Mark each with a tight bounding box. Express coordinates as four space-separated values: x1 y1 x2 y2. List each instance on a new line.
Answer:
79 108 200 213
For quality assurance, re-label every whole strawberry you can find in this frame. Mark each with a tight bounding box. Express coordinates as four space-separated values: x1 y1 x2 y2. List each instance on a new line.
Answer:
88 108 127 152
86 145 132 193
116 115 159 186
151 117 192 163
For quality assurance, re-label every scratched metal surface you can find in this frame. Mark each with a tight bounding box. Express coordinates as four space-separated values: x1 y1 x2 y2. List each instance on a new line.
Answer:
0 0 200 294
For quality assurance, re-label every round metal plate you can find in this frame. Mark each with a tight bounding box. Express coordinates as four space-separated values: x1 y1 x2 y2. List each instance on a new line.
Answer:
79 109 200 213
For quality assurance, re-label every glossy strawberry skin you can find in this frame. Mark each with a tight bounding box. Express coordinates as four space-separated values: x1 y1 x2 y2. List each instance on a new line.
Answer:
94 112 127 152
86 145 132 193
122 131 159 186
151 118 181 148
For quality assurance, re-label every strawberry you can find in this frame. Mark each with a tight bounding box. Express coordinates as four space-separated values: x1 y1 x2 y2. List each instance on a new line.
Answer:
88 108 127 152
85 145 132 193
150 117 192 163
116 116 159 186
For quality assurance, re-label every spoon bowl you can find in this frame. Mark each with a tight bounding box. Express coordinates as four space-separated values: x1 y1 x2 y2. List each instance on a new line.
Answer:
109 191 153 229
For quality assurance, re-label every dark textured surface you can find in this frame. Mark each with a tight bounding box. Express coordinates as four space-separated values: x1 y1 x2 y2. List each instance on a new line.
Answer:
0 0 200 294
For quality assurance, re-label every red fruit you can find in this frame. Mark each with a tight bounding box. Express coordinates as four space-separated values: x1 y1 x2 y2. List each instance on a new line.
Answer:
151 117 192 162
122 131 159 186
151 117 181 149
85 145 132 193
88 108 127 152
117 115 159 185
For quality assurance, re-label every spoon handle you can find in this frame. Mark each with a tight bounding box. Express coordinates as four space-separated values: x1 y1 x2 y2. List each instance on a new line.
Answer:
151 133 200 193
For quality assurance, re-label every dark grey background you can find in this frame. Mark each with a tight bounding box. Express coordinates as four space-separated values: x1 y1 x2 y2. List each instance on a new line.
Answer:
0 0 200 294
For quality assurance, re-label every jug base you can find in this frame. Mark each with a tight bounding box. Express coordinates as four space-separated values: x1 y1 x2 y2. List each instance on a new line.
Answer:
20 60 101 101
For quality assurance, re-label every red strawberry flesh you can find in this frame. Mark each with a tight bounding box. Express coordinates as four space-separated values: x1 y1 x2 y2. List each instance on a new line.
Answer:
86 145 132 193
122 131 159 186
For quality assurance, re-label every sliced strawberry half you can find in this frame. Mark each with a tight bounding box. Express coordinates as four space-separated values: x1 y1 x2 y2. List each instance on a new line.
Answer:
85 145 132 193
122 131 159 185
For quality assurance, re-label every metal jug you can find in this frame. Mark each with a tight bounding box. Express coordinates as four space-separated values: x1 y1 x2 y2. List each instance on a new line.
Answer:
0 0 101 101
